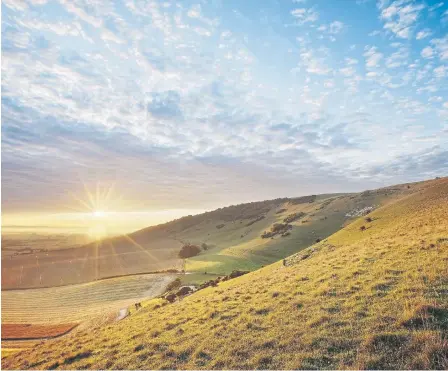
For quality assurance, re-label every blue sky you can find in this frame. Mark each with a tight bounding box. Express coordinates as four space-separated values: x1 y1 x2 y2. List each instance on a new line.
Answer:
2 0 448 215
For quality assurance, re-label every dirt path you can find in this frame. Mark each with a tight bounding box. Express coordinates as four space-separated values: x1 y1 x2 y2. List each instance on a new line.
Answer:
116 275 174 321
141 275 175 297
116 308 129 321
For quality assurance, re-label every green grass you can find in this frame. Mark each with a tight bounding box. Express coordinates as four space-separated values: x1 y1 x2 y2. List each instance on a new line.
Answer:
3 178 447 370
177 182 421 284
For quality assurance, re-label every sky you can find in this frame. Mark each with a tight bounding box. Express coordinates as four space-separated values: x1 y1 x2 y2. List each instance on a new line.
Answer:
1 0 448 232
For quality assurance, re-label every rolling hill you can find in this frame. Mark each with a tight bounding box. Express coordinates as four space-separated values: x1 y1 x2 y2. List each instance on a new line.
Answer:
2 180 425 289
3 177 447 369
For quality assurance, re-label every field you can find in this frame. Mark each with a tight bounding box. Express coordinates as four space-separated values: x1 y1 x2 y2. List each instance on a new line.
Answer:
1 273 175 324
1 273 175 358
2 235 182 289
1 232 92 258
2 177 447 370
2 324 78 340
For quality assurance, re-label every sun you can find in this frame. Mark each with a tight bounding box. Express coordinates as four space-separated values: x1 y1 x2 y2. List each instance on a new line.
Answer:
93 210 106 218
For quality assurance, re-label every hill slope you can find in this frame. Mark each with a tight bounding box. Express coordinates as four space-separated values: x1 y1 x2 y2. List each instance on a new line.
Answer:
2 180 426 289
3 178 447 369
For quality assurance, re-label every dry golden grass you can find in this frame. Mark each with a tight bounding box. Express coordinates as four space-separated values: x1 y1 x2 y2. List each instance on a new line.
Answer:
2 178 447 370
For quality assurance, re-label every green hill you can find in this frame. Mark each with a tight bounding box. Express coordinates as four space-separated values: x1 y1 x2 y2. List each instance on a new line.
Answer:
3 177 447 369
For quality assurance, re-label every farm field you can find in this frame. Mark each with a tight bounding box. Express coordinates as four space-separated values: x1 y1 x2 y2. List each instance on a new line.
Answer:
1 232 93 258
1 273 175 359
2 324 78 340
2 235 182 289
1 273 175 324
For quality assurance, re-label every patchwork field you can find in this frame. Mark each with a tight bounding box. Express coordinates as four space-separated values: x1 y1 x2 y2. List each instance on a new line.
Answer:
1 232 92 258
2 235 182 289
2 324 78 340
1 273 175 359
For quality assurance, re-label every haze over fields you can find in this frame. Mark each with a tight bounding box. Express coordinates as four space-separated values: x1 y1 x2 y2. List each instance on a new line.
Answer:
2 0 448 236
1 0 448 369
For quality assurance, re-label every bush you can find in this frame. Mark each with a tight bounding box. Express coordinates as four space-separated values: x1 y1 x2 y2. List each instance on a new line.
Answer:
283 212 306 223
166 278 181 291
245 215 265 227
178 244 201 258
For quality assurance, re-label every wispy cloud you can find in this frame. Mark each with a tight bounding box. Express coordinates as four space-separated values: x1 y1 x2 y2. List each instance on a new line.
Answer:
1 0 447 212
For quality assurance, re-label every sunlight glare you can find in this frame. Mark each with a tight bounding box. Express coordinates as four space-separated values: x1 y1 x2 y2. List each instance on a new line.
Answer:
93 210 106 218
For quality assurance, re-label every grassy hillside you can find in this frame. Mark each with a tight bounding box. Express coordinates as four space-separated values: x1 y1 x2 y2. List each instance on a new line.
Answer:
176 181 425 283
2 180 423 289
3 178 447 370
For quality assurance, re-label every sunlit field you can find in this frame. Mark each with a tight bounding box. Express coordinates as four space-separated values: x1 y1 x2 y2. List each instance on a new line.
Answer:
1 273 175 358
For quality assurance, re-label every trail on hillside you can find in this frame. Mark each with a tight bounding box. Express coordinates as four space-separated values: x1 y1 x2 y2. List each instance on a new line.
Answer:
141 275 175 298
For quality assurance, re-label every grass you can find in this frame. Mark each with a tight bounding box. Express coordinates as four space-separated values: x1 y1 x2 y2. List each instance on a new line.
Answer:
2 178 447 369
178 182 422 282
1 349 22 359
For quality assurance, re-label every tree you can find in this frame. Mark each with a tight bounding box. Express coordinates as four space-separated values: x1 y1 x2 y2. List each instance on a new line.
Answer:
178 243 201 259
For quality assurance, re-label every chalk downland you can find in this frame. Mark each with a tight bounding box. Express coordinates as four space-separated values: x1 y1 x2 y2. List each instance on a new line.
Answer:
2 178 447 370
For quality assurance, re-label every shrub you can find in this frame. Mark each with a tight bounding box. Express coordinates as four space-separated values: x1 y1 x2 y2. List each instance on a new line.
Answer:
178 244 201 258
360 226 366 231
283 212 306 223
365 217 373 223
245 215 265 226
166 278 181 291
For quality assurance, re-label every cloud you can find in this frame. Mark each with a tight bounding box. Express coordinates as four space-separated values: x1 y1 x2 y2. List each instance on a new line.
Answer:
364 46 383 68
379 0 425 39
329 21 344 34
147 91 183 119
1 0 447 213
290 7 319 24
430 35 448 60
385 46 409 68
421 46 434 59
416 28 432 40
187 4 202 18
59 0 103 28
2 0 28 11
299 50 332 75
434 66 447 79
